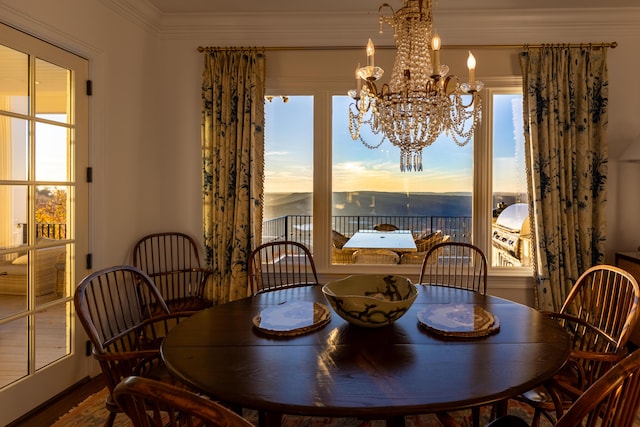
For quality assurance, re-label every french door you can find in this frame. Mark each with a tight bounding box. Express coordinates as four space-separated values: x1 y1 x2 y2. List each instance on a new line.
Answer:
0 22 89 425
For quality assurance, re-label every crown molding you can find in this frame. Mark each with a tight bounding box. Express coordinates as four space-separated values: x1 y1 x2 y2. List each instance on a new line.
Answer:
433 8 640 45
99 0 162 35
0 3 105 58
158 12 382 45
99 1 640 47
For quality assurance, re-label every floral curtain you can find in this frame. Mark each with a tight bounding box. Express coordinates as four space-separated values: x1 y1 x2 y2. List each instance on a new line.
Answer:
520 46 609 311
201 49 265 304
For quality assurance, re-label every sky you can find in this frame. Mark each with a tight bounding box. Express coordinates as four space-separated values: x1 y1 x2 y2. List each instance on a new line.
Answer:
264 93 525 194
35 117 68 182
37 95 525 194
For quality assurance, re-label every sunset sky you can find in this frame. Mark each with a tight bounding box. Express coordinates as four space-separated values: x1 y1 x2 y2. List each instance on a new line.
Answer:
264 93 524 194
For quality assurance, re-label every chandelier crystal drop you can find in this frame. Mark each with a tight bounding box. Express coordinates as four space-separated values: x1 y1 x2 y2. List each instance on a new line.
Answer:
348 0 483 172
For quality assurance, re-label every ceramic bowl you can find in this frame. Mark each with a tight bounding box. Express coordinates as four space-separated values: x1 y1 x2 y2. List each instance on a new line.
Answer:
322 274 418 328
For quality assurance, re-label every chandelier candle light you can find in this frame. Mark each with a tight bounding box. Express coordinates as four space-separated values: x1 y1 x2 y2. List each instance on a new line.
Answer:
348 0 483 172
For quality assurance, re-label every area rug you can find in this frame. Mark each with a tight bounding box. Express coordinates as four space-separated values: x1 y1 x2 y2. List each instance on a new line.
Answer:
51 387 558 427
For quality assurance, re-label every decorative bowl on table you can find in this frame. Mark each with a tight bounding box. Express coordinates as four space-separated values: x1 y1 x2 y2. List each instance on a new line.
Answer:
322 274 418 328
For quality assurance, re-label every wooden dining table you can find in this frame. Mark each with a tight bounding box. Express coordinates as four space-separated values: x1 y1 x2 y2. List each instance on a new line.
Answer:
161 284 571 426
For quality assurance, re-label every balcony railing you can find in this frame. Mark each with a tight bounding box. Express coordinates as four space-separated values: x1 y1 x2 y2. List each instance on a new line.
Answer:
19 223 67 244
262 215 472 250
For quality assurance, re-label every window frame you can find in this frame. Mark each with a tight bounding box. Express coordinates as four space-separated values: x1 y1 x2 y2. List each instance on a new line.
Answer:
479 84 532 277
264 49 531 280
0 21 90 424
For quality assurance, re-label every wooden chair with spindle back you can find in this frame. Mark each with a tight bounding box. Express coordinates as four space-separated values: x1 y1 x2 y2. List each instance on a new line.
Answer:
74 265 193 427
418 241 488 427
484 348 640 427
513 264 640 426
114 376 255 427
419 241 488 294
248 240 319 295
133 232 213 313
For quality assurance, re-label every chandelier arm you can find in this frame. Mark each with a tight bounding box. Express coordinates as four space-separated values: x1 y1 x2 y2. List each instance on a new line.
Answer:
456 93 478 109
378 3 396 30
442 75 461 95
364 80 381 95
378 3 395 16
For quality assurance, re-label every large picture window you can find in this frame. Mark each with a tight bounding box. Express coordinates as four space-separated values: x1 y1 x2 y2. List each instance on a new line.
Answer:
263 48 530 275
331 95 473 265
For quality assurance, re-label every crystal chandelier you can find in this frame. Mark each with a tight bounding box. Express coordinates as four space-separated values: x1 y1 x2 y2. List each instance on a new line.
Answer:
348 0 483 172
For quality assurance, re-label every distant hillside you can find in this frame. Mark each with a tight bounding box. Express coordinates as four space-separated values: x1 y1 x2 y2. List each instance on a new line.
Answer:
333 192 472 217
264 191 525 219
264 193 313 219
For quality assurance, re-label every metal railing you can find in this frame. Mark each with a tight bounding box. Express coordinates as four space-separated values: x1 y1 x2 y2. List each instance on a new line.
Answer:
19 223 67 243
36 223 66 240
262 215 472 249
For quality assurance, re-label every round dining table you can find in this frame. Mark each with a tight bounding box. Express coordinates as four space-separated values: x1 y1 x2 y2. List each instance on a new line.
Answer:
161 284 571 426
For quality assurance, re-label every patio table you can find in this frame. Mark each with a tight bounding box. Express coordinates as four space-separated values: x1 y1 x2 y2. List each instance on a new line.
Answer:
343 230 417 252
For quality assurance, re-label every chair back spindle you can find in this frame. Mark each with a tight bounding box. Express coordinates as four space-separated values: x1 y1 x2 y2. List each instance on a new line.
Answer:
248 241 319 295
133 232 213 312
419 241 487 294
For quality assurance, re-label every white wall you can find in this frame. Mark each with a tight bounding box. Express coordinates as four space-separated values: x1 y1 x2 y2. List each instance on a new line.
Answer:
158 6 640 270
1 0 639 273
1 0 187 268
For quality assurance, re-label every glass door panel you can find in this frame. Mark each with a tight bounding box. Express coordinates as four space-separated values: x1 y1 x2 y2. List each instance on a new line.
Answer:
34 58 70 120
35 120 69 181
1 116 28 181
34 301 72 370
0 23 88 422
0 318 28 386
0 247 28 318
0 44 28 115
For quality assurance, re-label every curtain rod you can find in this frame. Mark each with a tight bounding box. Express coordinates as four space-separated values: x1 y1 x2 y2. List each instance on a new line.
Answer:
197 42 617 52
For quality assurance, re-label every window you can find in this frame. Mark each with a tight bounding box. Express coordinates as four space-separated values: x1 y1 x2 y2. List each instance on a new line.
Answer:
263 49 529 274
331 95 473 265
491 93 531 268
263 96 313 247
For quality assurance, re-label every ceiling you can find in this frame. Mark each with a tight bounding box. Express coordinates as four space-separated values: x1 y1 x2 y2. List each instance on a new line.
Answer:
144 0 640 15
133 0 639 48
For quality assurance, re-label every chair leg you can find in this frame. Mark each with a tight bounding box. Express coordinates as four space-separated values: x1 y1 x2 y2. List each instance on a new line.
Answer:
385 415 406 427
492 399 509 419
258 410 282 427
103 410 116 427
435 412 460 427
531 409 541 427
219 401 243 415
472 407 480 427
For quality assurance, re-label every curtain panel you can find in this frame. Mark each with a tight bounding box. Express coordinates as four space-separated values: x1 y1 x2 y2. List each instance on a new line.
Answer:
201 49 265 304
520 46 609 311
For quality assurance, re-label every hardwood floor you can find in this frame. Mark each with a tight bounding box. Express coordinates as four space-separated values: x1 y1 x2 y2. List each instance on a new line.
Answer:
0 293 98 426
7 374 105 427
